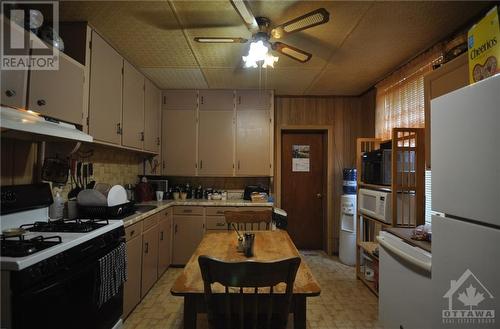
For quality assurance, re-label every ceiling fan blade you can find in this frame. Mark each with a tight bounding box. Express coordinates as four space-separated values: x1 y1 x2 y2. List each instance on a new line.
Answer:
194 37 248 43
230 0 259 32
271 8 330 39
272 42 312 63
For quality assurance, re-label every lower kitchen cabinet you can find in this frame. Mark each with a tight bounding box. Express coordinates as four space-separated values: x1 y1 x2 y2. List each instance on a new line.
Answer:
141 223 159 298
123 222 143 318
172 215 205 265
157 210 172 276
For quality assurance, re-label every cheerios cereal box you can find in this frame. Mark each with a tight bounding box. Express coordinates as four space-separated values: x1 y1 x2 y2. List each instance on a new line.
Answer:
468 6 500 83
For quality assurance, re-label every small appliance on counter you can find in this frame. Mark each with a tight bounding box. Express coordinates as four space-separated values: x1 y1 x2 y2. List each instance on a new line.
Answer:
148 178 168 197
243 185 269 201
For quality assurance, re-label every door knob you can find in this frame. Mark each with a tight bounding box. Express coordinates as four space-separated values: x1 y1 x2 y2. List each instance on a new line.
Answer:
316 193 322 199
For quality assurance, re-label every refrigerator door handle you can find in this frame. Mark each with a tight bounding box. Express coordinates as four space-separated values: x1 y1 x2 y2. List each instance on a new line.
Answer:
377 236 432 273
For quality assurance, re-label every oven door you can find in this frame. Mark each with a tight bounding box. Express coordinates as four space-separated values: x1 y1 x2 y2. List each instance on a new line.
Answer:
11 250 123 329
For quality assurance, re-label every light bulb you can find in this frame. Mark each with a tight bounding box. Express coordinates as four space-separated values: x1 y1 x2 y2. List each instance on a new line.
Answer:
242 40 278 68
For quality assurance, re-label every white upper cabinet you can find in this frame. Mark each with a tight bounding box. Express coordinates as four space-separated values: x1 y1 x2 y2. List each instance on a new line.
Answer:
29 53 84 125
163 90 198 111
199 90 234 111
236 110 271 176
236 90 272 111
198 110 234 176
1 16 27 109
144 79 161 153
162 90 198 176
122 61 145 149
89 31 123 145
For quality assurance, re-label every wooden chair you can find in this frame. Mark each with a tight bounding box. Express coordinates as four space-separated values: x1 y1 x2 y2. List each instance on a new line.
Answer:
198 255 301 329
224 210 273 231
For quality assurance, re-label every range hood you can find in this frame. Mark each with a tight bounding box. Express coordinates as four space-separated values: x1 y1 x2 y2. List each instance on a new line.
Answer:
0 106 93 143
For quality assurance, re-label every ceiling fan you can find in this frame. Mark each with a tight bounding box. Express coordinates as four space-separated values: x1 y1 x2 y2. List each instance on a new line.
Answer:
194 0 330 68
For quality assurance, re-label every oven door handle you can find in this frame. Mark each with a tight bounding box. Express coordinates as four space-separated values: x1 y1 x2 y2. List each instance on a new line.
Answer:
377 235 432 273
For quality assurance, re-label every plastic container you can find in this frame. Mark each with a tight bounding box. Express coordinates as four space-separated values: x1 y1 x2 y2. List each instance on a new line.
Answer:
49 191 64 220
342 168 357 194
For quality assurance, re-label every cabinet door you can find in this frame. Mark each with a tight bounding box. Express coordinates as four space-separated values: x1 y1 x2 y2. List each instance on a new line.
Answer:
123 235 142 318
157 212 172 276
172 216 205 265
89 31 123 144
122 61 145 149
162 110 197 175
236 90 271 111
1 16 27 108
162 90 198 111
198 111 234 176
236 110 271 176
199 90 234 111
28 53 84 124
141 224 159 297
144 79 161 152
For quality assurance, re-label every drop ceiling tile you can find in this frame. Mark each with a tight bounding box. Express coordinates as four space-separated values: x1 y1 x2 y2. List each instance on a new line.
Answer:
203 67 321 95
141 68 208 89
60 1 199 67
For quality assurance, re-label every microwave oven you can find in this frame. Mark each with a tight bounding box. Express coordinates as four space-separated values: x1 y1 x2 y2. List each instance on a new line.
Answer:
358 188 416 225
362 149 392 186
358 188 392 223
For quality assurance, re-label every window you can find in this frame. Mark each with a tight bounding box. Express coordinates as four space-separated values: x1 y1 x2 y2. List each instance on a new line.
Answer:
375 47 443 140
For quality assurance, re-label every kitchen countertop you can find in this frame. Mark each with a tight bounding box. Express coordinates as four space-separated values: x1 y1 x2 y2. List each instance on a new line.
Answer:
385 227 431 253
122 199 273 227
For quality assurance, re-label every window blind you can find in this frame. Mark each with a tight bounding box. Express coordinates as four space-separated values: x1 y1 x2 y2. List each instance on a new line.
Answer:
375 46 443 140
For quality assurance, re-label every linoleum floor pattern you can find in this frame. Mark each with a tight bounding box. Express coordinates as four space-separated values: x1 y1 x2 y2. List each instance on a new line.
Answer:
123 251 382 329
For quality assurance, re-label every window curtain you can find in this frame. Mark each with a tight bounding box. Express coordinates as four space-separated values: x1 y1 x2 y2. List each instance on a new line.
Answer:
375 46 444 140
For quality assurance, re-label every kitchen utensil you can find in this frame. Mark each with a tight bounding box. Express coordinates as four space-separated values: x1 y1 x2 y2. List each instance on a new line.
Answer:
156 191 164 201
41 157 69 184
107 185 128 206
77 189 107 207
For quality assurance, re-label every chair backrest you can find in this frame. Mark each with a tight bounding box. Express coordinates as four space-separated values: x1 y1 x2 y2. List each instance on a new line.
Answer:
224 210 272 231
198 255 301 329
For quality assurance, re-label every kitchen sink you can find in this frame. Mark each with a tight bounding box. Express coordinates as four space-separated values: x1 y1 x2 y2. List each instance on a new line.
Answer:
134 205 158 214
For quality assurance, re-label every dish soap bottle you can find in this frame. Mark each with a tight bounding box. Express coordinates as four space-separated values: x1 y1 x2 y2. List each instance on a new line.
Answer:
49 190 64 220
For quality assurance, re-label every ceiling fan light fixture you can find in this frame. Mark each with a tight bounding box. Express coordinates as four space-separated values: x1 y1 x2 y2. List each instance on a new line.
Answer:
242 40 278 68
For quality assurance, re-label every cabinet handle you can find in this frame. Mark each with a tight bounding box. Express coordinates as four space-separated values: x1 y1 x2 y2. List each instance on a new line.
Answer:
175 224 178 234
145 242 149 254
116 123 122 135
238 160 240 170
160 231 164 240
200 160 203 169
238 96 241 105
130 230 135 237
201 96 204 105
37 99 46 106
183 209 193 213
5 89 16 97
140 131 144 141
162 160 165 169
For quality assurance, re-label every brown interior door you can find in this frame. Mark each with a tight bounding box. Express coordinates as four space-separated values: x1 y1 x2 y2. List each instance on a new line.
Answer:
281 131 325 250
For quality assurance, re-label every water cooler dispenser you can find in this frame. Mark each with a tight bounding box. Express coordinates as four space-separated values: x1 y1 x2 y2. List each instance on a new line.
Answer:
339 168 357 266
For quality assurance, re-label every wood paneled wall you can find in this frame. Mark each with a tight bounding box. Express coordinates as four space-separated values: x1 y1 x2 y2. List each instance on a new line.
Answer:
274 90 375 254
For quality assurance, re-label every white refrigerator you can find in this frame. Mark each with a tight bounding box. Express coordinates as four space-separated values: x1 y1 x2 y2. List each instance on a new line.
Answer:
431 74 500 329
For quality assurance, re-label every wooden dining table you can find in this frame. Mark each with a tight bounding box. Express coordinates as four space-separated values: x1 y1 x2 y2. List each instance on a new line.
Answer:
170 230 321 329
